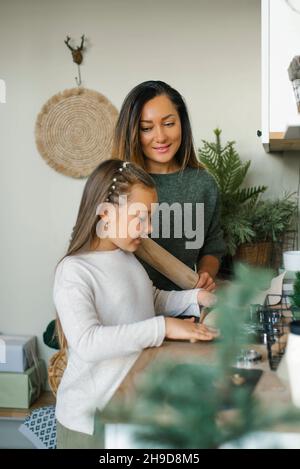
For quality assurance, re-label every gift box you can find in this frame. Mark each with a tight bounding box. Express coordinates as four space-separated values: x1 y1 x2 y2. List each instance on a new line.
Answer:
0 359 46 408
0 334 37 372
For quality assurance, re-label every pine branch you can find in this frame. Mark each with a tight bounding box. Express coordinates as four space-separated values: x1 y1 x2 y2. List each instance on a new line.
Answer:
235 186 267 204
105 265 300 449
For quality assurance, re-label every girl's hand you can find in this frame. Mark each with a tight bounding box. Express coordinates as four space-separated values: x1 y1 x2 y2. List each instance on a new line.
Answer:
165 317 218 342
197 290 217 308
195 271 216 292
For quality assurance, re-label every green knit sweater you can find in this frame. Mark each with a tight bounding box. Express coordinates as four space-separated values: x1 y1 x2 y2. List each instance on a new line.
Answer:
140 167 226 291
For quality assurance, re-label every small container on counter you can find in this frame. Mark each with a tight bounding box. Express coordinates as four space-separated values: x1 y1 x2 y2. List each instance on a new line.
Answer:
286 321 300 408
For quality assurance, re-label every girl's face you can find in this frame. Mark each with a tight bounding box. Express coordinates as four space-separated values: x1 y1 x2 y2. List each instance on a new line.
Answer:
98 184 158 253
139 95 182 169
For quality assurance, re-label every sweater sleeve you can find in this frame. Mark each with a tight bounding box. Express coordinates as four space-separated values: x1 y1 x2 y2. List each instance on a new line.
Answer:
54 280 165 363
198 183 226 263
152 286 201 317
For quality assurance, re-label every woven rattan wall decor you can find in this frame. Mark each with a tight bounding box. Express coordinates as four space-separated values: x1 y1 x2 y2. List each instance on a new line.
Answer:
35 87 118 178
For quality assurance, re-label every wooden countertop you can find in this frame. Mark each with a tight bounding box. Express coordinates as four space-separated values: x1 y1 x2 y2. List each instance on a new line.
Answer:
102 339 296 428
0 340 296 432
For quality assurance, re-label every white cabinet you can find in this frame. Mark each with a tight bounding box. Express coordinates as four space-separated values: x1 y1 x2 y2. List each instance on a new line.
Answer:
262 0 300 151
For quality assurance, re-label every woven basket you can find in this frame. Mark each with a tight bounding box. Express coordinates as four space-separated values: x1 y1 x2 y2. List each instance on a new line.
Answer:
235 242 273 267
48 349 67 396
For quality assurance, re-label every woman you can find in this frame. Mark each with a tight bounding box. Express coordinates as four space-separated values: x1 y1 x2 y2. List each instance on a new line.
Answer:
112 80 225 292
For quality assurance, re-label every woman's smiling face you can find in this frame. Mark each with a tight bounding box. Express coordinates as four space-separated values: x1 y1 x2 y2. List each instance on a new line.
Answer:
139 95 182 170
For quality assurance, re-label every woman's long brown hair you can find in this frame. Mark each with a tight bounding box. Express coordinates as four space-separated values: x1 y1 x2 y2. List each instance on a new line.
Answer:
56 159 156 350
112 80 203 171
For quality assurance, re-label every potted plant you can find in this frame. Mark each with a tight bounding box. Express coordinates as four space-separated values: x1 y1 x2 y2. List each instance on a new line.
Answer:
235 194 298 267
198 129 297 268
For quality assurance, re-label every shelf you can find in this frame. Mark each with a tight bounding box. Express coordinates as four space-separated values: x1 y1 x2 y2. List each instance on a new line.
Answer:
264 132 300 152
261 1 300 154
0 391 55 419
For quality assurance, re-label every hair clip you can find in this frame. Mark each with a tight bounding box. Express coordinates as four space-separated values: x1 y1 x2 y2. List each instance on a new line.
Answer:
107 162 130 200
119 162 129 172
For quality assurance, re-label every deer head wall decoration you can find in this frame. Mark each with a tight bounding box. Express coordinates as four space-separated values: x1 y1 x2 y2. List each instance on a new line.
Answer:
64 35 85 64
64 35 86 86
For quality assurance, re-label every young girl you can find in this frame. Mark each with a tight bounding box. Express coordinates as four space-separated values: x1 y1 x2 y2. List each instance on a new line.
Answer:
54 158 217 449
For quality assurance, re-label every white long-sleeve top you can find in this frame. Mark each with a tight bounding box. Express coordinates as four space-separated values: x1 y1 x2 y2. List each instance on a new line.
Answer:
53 248 201 435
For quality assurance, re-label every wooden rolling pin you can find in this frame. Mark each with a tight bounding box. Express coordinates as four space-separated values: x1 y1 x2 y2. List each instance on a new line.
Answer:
135 237 199 289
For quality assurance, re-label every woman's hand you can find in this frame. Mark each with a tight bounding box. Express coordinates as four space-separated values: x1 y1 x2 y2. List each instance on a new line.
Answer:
197 290 217 308
195 271 216 292
165 317 218 342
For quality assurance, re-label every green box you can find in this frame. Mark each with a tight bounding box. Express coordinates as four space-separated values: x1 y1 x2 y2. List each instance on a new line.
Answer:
0 359 46 408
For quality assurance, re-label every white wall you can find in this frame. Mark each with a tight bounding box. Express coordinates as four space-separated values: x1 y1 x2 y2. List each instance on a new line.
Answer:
0 0 299 367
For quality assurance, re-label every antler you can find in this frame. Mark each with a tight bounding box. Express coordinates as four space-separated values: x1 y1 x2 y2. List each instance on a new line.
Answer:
64 36 75 51
79 35 85 51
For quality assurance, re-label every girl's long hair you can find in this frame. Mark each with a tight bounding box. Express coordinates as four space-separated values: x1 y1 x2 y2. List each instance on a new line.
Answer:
112 80 203 171
56 159 156 349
